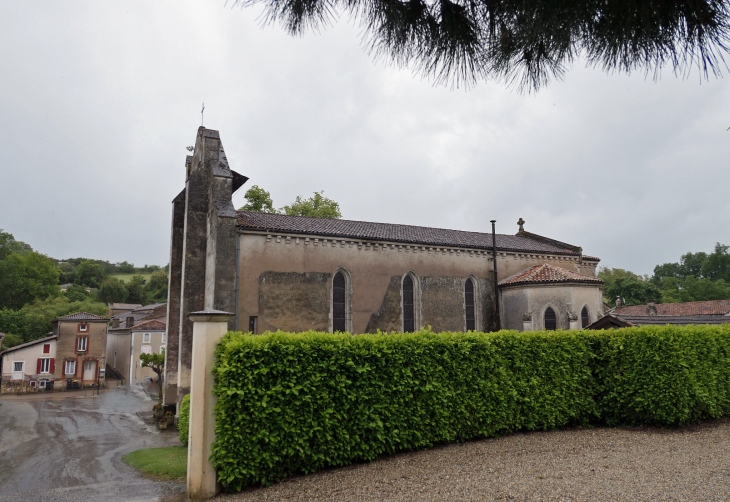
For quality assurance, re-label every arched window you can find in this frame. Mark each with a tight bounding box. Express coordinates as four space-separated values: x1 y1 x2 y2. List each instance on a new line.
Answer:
403 275 415 332
465 278 476 331
544 307 557 330
333 271 346 332
581 306 590 328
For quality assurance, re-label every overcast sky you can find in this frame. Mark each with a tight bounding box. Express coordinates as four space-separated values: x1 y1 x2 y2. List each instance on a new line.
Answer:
1 1 728 276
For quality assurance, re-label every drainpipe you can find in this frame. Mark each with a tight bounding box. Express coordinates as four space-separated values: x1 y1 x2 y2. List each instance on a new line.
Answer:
491 220 501 331
234 230 241 331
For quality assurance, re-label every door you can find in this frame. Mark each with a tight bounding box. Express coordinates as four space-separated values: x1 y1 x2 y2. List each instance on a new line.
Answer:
12 361 24 380
83 361 96 381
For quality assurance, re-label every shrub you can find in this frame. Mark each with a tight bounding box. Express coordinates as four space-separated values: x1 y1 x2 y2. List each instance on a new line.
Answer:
208 325 730 491
179 394 191 445
212 328 599 490
597 325 730 426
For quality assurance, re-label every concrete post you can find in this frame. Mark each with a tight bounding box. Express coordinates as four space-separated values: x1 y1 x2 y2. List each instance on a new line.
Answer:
522 312 533 332
187 309 233 500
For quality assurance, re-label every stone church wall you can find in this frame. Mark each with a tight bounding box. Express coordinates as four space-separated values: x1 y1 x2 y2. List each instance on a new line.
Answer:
500 283 604 331
237 233 498 334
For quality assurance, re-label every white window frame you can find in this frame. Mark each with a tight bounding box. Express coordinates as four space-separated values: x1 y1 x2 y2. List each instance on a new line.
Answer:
79 323 88 332
161 333 166 343
13 361 24 372
143 333 151 343
39 379 49 388
64 360 76 376
141 345 152 355
40 358 51 374
159 345 165 355
77 337 88 352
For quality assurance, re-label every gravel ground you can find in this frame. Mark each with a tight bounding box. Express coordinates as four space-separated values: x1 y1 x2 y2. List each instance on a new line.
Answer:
217 421 730 502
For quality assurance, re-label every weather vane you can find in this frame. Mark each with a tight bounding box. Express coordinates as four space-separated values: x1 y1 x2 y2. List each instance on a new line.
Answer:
201 102 205 127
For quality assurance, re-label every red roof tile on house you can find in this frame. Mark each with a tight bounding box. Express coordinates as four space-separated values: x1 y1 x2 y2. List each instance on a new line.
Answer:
131 319 167 331
614 299 730 316
499 263 604 287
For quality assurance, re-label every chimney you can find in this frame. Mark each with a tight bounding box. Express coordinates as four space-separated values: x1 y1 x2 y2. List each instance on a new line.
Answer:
615 297 622 308
646 300 657 316
112 318 119 328
126 316 134 328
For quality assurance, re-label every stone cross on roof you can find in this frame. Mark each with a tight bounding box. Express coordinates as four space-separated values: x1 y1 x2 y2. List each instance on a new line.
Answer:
517 218 525 232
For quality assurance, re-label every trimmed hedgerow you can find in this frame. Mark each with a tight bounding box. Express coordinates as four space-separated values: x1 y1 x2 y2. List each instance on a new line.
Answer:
178 394 190 445
211 328 599 490
597 325 730 426
208 325 730 491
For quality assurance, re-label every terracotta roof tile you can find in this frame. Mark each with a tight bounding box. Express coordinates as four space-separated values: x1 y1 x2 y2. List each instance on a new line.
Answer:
616 314 730 326
237 211 593 256
53 312 109 322
131 319 166 331
614 300 730 316
499 263 604 287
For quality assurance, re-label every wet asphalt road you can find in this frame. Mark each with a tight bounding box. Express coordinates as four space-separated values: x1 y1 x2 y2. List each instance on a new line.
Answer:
0 386 185 502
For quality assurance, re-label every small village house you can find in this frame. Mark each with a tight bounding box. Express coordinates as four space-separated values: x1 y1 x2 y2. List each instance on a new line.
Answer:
1 335 58 392
106 304 167 384
51 312 109 389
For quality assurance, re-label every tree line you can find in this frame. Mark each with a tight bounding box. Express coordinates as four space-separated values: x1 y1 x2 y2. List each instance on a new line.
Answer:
599 243 730 306
0 229 168 348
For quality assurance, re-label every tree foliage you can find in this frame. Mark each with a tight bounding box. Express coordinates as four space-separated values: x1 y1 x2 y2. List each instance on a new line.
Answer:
0 252 61 310
282 191 342 219
64 284 92 302
126 275 149 305
140 348 165 384
0 296 108 343
75 260 105 288
232 0 730 90
146 270 169 304
0 229 32 260
598 268 661 306
97 277 129 304
239 185 278 213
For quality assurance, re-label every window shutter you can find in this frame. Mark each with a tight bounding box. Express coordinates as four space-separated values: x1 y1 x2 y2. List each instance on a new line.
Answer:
37 359 42 374
50 358 55 374
86 336 90 354
74 361 78 377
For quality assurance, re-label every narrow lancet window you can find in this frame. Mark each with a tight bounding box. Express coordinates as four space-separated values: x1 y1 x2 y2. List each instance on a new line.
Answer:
403 275 415 332
333 272 346 332
465 278 476 331
544 307 557 330
581 306 590 328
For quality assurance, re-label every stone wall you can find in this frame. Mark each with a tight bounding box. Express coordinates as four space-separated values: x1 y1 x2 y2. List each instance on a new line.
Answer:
237 233 497 334
1 380 39 394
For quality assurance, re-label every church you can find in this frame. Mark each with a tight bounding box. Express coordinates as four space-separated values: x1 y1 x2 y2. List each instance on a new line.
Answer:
162 127 605 409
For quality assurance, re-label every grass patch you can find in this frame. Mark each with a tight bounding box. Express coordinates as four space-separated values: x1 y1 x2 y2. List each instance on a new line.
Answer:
123 446 187 480
110 273 153 283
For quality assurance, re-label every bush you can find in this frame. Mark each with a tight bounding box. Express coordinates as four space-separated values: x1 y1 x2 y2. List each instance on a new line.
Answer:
211 328 599 490
209 325 730 491
597 325 730 426
179 394 191 445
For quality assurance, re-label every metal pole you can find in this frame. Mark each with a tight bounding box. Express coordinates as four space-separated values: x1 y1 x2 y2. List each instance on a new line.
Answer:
491 220 501 331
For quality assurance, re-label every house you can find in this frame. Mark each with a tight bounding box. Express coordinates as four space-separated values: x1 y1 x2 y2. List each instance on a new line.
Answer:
52 312 109 389
586 299 730 329
128 318 166 384
1 335 57 392
106 303 167 383
107 302 143 317
161 127 605 409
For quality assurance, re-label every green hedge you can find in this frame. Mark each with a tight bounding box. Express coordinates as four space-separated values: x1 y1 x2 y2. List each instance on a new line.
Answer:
179 394 190 445
204 325 730 490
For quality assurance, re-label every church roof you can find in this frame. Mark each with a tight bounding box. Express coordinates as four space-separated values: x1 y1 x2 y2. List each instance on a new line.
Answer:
499 263 603 287
236 212 592 256
614 299 730 316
